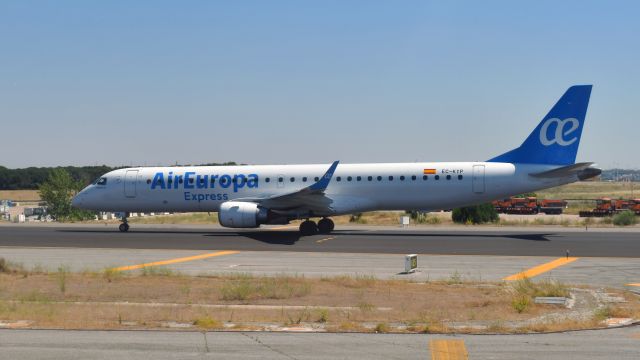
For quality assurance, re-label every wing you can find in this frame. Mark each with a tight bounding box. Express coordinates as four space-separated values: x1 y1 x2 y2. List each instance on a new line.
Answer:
233 161 339 213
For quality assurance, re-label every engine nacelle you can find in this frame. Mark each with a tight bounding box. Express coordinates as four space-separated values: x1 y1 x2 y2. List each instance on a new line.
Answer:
218 201 269 228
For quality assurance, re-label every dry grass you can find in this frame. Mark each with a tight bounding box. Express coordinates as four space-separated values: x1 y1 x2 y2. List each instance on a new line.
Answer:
537 181 639 200
1 271 634 333
511 277 570 298
329 212 452 226
128 213 219 225
219 276 311 301
0 190 41 201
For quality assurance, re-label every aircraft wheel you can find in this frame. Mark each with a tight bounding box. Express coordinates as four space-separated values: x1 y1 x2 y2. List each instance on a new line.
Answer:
318 218 334 234
299 220 318 236
119 223 130 232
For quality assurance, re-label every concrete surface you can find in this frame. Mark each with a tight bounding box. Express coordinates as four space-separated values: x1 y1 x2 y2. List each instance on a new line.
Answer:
1 223 640 257
1 327 639 360
1 247 639 288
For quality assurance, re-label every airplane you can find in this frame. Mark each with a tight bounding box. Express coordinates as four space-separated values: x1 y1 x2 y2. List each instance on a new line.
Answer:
72 85 600 235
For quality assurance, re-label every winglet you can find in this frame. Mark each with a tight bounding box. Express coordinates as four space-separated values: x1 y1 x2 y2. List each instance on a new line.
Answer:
308 161 339 192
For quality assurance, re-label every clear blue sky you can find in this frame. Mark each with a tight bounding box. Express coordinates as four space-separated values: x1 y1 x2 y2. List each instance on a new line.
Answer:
1 1 638 169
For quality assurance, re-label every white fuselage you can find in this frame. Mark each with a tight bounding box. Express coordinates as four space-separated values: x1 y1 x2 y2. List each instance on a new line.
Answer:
73 161 574 216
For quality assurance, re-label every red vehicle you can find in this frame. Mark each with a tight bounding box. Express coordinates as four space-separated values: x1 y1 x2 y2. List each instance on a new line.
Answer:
492 197 567 215
539 199 568 215
627 199 640 215
579 198 632 217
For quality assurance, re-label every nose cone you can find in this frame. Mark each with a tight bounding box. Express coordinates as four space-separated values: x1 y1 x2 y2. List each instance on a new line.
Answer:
71 193 85 209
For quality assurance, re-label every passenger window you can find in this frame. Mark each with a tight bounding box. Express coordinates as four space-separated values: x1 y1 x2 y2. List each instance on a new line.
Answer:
278 177 284 182
411 175 417 181
446 175 451 180
96 178 107 186
265 178 270 183
336 176 341 181
423 175 428 180
435 175 440 180
189 178 194 184
368 176 373 181
146 179 151 184
314 177 319 182
400 176 405 181
458 175 463 180
179 178 184 184
388 176 393 181
290 177 295 182
377 176 382 181
357 176 362 181
303 177 308 182
347 176 352 181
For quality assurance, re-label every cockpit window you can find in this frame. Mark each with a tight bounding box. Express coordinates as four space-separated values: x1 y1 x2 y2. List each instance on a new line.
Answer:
96 178 107 186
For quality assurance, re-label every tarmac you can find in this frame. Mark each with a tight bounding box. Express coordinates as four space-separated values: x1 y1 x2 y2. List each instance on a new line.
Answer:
1 327 640 360
1 223 639 359
1 223 640 257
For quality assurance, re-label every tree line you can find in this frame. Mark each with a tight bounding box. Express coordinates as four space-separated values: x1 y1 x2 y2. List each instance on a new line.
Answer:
0 166 114 190
0 162 238 190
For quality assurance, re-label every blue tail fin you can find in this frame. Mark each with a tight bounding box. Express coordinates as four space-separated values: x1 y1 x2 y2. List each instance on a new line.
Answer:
488 85 592 165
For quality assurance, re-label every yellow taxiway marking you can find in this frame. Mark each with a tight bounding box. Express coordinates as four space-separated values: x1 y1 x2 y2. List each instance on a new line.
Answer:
429 339 468 360
626 283 640 287
112 250 240 271
503 257 579 281
315 237 334 244
267 225 299 231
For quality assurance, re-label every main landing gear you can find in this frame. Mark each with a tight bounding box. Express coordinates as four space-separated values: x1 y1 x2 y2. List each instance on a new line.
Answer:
299 217 334 236
119 213 130 232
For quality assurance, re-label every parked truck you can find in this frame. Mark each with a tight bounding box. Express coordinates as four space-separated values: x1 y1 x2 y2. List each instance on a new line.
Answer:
539 199 569 214
621 199 640 215
492 197 567 215
578 198 634 217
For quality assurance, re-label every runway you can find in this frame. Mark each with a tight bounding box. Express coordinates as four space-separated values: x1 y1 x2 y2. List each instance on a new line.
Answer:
1 224 639 359
2 327 640 360
1 224 640 257
1 224 639 288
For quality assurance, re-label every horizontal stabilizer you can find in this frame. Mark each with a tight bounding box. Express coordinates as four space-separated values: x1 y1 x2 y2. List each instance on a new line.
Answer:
529 162 601 180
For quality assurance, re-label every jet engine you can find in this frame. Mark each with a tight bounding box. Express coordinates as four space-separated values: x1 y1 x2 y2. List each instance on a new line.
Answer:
218 201 269 228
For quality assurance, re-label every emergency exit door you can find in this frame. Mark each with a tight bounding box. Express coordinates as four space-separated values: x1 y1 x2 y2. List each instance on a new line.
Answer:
124 170 138 198
472 165 485 193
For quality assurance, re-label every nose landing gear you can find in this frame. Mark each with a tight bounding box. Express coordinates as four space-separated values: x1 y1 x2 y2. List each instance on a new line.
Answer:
119 213 130 232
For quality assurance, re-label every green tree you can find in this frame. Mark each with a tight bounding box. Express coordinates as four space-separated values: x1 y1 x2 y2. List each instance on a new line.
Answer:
39 169 95 221
452 203 499 224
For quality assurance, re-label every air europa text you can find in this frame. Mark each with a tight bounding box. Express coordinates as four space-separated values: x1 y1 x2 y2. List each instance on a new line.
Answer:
150 172 259 192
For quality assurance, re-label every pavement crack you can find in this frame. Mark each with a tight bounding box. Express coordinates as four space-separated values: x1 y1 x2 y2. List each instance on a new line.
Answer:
202 332 210 353
240 332 299 360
